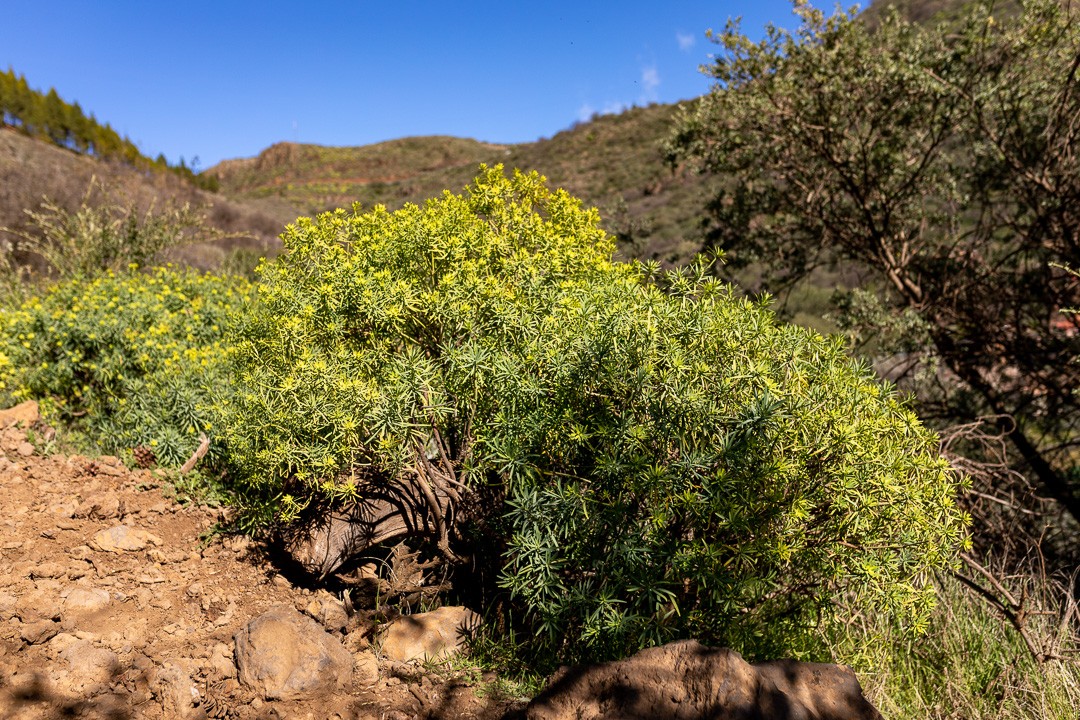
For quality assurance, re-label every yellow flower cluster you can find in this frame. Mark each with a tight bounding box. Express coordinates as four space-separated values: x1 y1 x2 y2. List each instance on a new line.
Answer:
0 266 255 458
3 266 250 377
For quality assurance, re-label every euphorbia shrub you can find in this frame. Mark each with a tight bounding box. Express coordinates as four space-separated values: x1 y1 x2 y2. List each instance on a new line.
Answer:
0 266 254 466
224 165 969 661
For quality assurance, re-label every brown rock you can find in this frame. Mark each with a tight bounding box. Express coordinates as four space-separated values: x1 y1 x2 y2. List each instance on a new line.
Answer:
14 590 55 623
209 642 237 679
378 606 480 663
63 587 112 616
68 545 94 560
47 631 81 655
16 441 34 457
94 462 125 477
21 619 59 645
91 524 162 552
0 591 17 620
59 640 118 694
75 492 122 520
149 661 202 719
28 562 67 579
525 639 882 720
223 534 253 554
50 499 80 519
303 590 349 634
0 400 39 429
353 650 380 688
234 605 353 700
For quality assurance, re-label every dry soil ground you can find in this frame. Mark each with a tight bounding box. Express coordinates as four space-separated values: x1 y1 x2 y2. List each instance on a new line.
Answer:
0 419 524 720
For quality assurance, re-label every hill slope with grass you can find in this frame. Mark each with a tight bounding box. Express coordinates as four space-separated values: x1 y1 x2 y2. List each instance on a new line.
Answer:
0 127 294 272
861 0 1027 26
209 103 714 266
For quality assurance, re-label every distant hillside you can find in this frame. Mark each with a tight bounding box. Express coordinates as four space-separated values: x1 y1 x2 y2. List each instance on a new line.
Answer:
861 0 1025 25
0 127 294 270
211 136 508 217
209 103 715 265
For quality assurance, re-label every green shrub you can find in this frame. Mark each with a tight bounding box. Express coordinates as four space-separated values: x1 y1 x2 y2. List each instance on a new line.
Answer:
5 187 225 280
224 165 969 663
0 266 255 466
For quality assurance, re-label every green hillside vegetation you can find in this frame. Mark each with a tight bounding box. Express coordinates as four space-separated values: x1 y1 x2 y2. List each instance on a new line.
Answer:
211 136 507 207
861 0 1024 26
0 129 296 281
0 68 218 191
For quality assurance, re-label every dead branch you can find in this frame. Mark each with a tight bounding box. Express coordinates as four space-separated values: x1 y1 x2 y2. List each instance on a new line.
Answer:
951 553 1063 663
413 441 463 564
179 434 210 474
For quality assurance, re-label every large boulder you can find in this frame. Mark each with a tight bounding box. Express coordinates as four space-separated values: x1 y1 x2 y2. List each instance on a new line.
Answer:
378 606 480 663
525 639 882 720
234 606 353 700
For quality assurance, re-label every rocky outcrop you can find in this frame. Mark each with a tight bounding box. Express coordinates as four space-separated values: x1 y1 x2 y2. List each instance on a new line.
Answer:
526 639 883 720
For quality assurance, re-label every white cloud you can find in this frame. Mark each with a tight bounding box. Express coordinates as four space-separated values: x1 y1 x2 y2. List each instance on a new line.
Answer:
677 32 696 52
577 100 630 123
641 65 660 101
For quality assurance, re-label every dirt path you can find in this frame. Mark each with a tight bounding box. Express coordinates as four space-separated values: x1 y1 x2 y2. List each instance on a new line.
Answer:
0 419 522 720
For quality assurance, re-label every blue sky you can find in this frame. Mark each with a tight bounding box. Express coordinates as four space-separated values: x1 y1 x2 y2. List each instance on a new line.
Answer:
1 1 843 169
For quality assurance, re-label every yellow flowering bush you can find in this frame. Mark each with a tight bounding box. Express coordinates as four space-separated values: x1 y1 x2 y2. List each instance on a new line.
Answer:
0 266 255 465
224 166 969 663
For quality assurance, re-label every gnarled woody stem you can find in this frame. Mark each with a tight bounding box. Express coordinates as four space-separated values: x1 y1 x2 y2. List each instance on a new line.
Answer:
283 468 456 579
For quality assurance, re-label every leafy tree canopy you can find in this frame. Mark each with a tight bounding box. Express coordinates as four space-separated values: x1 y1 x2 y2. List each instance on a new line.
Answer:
666 0 1080 527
